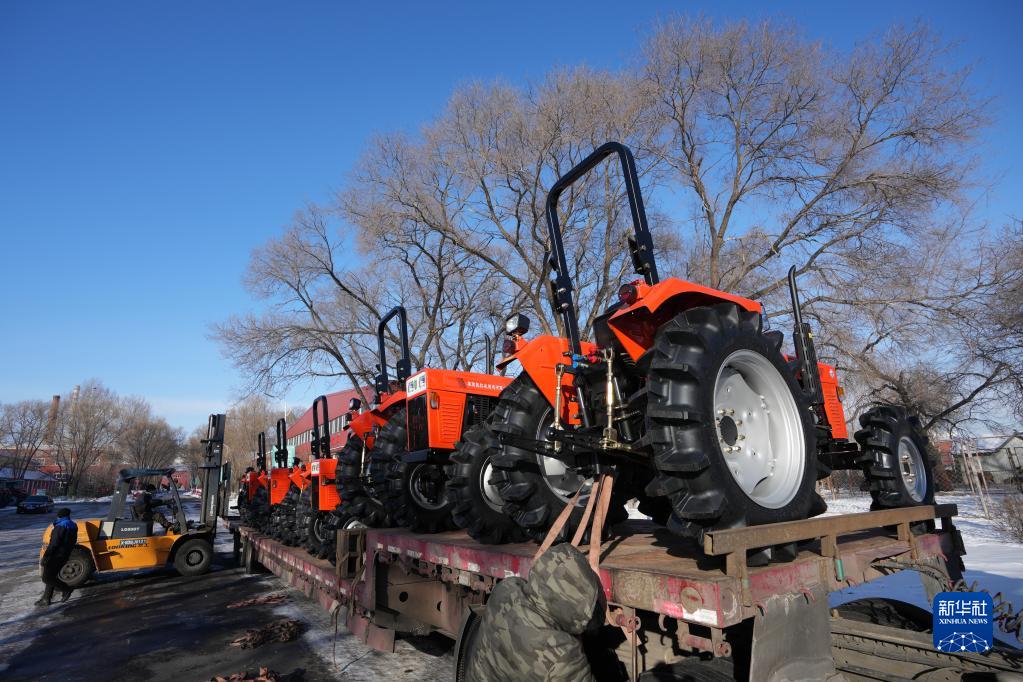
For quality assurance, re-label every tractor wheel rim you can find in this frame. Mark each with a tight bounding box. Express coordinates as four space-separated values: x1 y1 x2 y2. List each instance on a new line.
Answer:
479 458 503 511
313 516 328 542
898 436 927 502
343 517 367 530
535 406 590 502
713 349 805 509
407 464 447 511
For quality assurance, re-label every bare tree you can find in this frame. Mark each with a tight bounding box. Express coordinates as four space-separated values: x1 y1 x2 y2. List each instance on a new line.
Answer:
117 397 182 471
52 381 121 496
220 395 282 475
0 400 52 479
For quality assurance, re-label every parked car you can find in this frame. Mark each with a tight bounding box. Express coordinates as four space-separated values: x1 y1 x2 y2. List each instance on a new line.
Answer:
17 495 55 514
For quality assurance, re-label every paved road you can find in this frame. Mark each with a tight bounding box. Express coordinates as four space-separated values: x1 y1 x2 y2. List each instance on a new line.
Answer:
0 502 451 681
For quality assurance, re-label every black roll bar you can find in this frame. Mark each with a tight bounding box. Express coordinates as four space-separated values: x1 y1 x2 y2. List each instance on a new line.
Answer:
374 305 412 399
311 394 331 459
274 417 288 468
544 141 658 355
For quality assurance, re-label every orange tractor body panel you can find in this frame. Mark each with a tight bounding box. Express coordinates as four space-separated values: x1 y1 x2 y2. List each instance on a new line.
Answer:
348 390 407 447
269 468 291 505
404 368 513 451
497 335 599 425
310 458 341 511
242 470 266 502
607 278 763 362
818 362 849 440
289 464 309 491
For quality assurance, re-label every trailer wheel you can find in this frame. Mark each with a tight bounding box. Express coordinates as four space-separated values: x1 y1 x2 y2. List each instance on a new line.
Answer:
446 423 527 544
643 303 823 548
490 375 628 543
337 436 389 527
58 547 95 587
174 538 213 576
366 408 407 517
854 405 934 509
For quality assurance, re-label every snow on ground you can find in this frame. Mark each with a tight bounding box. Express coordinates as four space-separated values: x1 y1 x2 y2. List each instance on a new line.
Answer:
52 495 113 504
823 491 1023 645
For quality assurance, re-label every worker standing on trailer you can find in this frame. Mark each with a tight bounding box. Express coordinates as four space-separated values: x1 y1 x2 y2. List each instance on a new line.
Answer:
36 507 78 605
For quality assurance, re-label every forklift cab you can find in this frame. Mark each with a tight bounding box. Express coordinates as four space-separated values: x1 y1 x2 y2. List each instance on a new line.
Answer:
102 468 189 539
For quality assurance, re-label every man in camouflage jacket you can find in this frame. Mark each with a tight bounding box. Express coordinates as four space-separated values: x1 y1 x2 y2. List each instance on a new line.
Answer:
468 543 604 681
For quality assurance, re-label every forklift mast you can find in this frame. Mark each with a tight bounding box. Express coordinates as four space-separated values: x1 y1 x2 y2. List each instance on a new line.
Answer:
199 413 226 529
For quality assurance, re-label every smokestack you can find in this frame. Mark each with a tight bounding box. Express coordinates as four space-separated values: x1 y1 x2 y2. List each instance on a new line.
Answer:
44 395 61 442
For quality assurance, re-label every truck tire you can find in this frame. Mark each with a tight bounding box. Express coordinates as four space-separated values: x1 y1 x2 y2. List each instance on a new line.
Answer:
447 423 526 544
854 405 934 509
337 436 389 527
174 538 213 576
490 375 627 543
643 303 823 548
386 459 457 533
366 409 406 518
58 547 95 587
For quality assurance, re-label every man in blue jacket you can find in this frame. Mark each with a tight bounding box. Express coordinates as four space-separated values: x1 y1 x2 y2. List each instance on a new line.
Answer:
37 507 78 605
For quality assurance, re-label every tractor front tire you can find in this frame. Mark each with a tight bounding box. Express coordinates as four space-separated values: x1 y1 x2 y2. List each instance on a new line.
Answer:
854 405 934 509
386 460 457 533
643 303 823 553
337 436 390 527
58 547 95 588
174 538 213 577
446 423 526 544
490 375 627 543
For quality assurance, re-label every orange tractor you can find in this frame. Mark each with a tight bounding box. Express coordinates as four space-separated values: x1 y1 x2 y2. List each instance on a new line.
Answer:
452 142 934 560
334 305 517 537
293 395 346 559
237 431 270 528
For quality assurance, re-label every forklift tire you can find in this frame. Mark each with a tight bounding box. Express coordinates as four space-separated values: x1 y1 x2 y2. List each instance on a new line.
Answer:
174 538 213 576
446 423 527 544
489 375 628 543
643 303 823 548
366 409 407 511
386 460 457 533
337 436 390 527
58 547 95 588
854 405 934 509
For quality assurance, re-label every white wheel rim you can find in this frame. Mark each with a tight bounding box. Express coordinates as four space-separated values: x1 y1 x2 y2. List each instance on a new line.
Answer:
343 517 367 530
898 436 927 502
479 459 503 511
713 349 806 509
535 406 590 502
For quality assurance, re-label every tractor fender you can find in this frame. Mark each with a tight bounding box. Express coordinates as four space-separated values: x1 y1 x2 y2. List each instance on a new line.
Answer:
608 277 762 361
495 335 597 424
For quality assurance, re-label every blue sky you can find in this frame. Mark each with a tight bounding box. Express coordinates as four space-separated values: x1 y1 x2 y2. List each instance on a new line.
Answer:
1 1 1020 430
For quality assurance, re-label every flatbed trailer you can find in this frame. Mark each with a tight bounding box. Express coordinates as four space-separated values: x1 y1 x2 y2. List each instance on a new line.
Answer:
228 504 1022 681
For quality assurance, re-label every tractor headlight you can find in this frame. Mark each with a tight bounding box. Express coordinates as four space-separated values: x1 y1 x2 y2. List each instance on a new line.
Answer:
348 398 362 412
504 312 530 336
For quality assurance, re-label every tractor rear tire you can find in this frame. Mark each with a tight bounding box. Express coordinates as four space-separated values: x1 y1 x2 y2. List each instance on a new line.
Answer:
174 538 213 577
277 486 301 546
643 303 823 551
58 547 95 588
249 486 270 532
854 405 934 509
446 423 527 544
490 375 628 543
337 436 390 527
366 409 407 520
386 460 457 533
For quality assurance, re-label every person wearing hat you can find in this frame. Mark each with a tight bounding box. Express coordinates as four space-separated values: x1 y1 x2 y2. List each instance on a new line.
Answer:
37 507 78 605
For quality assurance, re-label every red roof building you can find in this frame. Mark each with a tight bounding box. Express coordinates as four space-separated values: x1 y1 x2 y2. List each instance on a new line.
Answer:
287 387 369 460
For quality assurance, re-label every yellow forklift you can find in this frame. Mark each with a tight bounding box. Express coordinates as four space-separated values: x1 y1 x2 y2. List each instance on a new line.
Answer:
41 414 227 587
